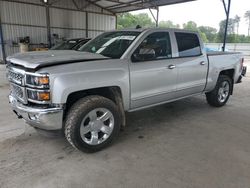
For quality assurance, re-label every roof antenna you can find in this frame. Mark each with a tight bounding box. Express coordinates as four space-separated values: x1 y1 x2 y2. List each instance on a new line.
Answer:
136 25 142 29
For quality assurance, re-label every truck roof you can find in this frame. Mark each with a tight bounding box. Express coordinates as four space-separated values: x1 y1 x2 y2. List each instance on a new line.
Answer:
111 27 199 34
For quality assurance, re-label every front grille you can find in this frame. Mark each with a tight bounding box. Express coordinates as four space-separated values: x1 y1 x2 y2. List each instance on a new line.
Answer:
10 83 27 104
7 65 50 105
7 66 27 104
7 69 24 85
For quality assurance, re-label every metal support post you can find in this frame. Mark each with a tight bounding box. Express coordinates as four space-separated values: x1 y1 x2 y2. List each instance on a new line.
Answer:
222 0 231 52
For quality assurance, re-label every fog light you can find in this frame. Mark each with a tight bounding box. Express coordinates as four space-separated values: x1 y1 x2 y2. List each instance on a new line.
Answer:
29 113 39 120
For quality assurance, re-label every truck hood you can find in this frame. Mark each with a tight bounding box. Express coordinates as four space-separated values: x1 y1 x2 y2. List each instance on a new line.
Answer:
6 50 109 69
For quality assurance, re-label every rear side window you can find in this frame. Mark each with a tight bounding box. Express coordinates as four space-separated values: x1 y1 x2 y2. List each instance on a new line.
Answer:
175 32 202 57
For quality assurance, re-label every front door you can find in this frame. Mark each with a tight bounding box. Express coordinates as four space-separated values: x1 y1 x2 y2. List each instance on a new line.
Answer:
129 31 178 109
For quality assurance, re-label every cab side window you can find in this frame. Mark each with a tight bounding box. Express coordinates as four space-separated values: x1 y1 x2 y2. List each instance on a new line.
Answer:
132 32 172 62
175 32 202 57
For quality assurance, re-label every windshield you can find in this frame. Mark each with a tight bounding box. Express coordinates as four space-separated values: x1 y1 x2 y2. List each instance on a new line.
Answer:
79 31 140 59
51 40 78 50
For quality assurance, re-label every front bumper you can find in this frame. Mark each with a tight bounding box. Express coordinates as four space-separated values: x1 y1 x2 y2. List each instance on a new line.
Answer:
9 95 64 130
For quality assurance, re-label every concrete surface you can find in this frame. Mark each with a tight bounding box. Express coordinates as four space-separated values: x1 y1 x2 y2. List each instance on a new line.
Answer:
0 59 250 188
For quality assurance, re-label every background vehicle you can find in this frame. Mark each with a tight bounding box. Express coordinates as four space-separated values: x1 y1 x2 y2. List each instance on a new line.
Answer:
204 46 218 52
6 28 245 152
51 38 91 50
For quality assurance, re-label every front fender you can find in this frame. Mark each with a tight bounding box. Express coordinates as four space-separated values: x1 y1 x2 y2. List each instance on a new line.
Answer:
50 69 130 110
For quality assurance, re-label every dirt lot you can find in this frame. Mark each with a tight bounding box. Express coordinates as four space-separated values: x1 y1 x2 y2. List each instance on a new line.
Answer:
0 59 250 188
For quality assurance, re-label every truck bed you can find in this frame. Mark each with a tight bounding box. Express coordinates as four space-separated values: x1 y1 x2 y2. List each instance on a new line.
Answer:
207 51 241 56
206 51 243 90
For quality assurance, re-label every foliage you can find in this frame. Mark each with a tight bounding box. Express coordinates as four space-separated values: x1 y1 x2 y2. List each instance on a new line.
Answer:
245 10 250 36
117 13 154 29
236 35 250 42
217 16 250 43
117 12 250 43
158 20 180 28
183 21 198 31
182 21 208 42
198 26 217 42
234 15 240 35
217 18 235 42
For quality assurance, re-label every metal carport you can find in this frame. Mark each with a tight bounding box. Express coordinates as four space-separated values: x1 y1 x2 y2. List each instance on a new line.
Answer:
0 0 232 63
94 0 231 51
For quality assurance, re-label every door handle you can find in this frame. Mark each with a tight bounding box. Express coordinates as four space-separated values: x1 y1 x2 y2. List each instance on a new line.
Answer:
200 61 206 65
168 65 176 69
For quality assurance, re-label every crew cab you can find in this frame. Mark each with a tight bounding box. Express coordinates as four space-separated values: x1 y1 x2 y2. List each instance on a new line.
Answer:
6 28 246 152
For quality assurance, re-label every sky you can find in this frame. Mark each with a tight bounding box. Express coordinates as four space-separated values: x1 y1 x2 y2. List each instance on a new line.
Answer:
131 0 250 35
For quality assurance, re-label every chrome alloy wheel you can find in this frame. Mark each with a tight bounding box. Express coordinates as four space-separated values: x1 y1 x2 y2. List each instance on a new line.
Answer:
218 81 230 103
80 108 114 145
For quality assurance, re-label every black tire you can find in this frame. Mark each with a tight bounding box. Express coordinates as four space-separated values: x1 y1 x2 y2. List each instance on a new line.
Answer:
206 75 233 107
64 95 121 153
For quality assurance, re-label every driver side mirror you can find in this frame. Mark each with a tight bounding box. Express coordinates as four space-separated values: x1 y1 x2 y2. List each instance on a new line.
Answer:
132 47 156 62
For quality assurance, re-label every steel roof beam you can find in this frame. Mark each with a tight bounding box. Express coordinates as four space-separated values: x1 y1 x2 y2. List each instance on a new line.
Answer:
106 0 195 13
104 0 145 10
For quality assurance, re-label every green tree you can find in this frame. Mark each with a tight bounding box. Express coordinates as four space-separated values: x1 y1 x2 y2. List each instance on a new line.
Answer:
117 13 135 29
183 21 198 31
244 10 250 36
117 14 250 43
217 18 236 42
235 34 250 43
216 17 250 43
183 21 208 42
117 13 154 29
134 13 155 28
198 26 217 42
158 20 180 28
234 15 241 35
199 32 208 43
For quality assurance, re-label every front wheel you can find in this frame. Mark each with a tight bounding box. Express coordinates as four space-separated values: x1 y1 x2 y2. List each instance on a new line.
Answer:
206 75 233 107
64 95 121 152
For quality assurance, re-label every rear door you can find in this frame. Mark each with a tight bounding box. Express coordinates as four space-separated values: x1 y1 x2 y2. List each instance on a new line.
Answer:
174 32 208 98
129 31 178 109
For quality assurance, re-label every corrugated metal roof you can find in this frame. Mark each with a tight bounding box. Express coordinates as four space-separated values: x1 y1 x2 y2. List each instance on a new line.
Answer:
0 0 196 14
92 0 196 13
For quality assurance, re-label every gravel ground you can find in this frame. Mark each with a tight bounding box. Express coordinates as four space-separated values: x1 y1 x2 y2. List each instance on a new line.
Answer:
0 58 250 188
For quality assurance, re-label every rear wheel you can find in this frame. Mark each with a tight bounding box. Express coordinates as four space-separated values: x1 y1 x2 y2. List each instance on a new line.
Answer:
64 95 121 152
206 75 232 107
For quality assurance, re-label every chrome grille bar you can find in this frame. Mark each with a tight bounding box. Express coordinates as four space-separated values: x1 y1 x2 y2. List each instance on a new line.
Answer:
7 67 25 85
10 83 27 104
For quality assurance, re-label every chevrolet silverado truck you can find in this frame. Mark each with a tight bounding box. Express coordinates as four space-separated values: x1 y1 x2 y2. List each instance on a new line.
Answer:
6 28 246 152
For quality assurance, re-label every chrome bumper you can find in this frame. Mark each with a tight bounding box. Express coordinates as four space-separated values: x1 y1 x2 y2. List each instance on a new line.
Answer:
9 95 64 130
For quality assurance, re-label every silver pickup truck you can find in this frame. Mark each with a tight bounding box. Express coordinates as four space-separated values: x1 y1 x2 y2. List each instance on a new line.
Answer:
6 28 246 152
